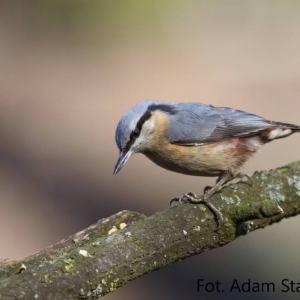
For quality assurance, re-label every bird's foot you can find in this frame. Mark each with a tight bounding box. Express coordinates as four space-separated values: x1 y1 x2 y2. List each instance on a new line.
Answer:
170 192 224 231
170 192 198 205
203 186 212 194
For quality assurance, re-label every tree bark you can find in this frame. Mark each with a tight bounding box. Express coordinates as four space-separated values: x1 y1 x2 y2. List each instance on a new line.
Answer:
1 161 300 300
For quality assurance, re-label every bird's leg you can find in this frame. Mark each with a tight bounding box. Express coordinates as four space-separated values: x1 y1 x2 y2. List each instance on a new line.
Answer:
170 171 233 230
203 170 248 195
205 170 233 197
203 172 253 193
200 172 253 228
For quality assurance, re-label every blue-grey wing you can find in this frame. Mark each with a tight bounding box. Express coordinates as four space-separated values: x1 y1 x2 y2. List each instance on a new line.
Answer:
167 103 274 145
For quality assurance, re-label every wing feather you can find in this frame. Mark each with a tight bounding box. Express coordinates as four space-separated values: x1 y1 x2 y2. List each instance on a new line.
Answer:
167 103 274 145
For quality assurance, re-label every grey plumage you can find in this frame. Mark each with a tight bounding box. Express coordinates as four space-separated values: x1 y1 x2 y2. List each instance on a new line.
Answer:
114 100 300 229
115 100 298 150
167 103 276 145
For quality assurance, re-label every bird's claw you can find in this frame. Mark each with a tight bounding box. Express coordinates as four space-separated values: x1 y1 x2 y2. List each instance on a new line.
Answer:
170 192 198 206
203 186 212 194
170 192 224 231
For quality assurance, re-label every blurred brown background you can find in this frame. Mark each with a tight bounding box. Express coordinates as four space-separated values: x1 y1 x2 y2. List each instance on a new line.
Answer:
0 1 300 299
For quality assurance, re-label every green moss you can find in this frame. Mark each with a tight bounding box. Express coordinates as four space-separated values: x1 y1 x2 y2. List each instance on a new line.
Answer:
193 226 201 232
198 205 207 212
109 278 120 292
43 274 51 283
1 164 300 298
63 258 75 274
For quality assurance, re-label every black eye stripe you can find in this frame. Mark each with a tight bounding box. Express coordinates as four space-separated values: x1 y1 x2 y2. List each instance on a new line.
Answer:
124 104 177 152
124 110 152 151
136 110 152 132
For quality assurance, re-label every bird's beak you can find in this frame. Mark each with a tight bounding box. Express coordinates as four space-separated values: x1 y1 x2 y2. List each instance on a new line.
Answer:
114 149 133 175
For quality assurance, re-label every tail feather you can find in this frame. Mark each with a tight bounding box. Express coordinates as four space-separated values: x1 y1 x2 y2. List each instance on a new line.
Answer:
261 121 300 142
271 121 300 131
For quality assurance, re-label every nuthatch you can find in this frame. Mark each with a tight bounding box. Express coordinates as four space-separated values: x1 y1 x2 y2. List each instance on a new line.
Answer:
114 100 300 229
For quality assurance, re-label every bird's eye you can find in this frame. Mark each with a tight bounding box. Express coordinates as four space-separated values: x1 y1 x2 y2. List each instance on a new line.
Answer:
133 128 140 137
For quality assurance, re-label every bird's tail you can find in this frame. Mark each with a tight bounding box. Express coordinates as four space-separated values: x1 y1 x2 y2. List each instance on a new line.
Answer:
261 121 300 142
274 121 300 131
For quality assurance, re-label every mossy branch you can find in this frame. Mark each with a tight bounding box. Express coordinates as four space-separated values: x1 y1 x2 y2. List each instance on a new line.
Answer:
1 162 300 299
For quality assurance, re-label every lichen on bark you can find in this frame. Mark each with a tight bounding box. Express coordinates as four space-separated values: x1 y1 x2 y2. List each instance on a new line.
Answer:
0 161 300 299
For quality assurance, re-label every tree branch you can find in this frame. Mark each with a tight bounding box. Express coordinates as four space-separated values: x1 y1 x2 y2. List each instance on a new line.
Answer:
1 161 300 299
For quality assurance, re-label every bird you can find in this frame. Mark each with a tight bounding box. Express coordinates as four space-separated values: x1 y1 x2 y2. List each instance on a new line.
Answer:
114 100 300 229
